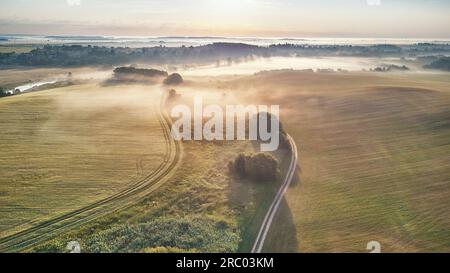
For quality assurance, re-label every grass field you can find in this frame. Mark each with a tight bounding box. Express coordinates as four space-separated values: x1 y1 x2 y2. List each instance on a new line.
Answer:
0 67 111 90
226 71 450 252
22 82 292 253
30 136 290 253
0 83 167 238
0 45 35 54
2 68 449 253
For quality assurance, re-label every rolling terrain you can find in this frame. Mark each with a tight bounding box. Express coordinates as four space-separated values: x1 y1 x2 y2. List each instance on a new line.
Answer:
0 83 180 251
226 71 450 252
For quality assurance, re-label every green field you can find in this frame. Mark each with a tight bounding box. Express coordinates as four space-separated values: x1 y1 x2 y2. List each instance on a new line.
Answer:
0 45 35 54
0 83 167 238
18 82 291 253
227 71 450 252
1 69 449 253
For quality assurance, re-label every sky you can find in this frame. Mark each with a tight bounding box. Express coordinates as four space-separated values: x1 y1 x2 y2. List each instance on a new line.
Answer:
0 0 449 38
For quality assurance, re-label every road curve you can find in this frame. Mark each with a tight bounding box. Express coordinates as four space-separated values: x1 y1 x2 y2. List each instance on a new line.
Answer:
251 134 298 253
0 91 181 253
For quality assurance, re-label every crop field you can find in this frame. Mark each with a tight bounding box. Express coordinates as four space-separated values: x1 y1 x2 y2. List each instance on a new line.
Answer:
1 69 449 253
225 71 450 252
0 45 35 54
30 132 290 253
0 83 168 238
22 81 293 253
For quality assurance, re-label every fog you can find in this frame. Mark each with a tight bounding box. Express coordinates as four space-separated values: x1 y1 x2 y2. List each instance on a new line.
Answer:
178 56 407 76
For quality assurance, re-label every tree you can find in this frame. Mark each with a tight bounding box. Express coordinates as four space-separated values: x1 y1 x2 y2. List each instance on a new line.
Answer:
163 73 184 86
230 152 279 182
0 87 10 97
254 111 289 149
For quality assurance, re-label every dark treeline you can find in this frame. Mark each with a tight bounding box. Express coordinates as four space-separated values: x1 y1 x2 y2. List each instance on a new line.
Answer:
424 57 450 71
1 42 450 68
113 66 168 77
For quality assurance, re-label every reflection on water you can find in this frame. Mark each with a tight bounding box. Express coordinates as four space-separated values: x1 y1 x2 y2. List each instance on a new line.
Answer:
7 80 57 94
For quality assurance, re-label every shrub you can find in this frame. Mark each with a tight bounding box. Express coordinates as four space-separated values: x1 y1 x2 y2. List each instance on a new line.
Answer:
231 152 279 182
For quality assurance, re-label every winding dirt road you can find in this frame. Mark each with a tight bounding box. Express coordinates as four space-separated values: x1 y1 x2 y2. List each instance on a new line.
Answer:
252 134 298 253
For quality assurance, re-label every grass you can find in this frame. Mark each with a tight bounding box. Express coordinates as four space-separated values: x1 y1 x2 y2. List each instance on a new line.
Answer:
5 68 448 253
0 45 35 54
1 70 291 253
23 85 291 252
0 83 167 238
31 138 288 253
0 67 107 90
227 70 450 252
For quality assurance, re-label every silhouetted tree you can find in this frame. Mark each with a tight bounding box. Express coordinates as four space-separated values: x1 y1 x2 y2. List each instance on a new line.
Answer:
164 73 184 86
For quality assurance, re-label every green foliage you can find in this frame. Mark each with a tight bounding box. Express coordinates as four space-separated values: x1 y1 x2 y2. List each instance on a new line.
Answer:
0 87 10 97
35 216 240 253
113 66 168 77
424 57 450 71
231 152 280 182
164 73 184 85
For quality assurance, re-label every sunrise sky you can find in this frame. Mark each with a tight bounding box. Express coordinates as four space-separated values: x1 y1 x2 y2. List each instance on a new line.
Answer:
0 0 449 38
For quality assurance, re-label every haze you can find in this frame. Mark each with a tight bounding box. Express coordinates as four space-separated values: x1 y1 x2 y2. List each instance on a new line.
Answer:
0 0 449 38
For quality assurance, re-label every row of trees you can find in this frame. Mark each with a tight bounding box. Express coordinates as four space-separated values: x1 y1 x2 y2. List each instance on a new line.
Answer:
2 42 449 68
0 43 263 67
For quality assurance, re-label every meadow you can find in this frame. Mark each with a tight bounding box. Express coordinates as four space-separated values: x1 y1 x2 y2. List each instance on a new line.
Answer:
1 67 449 253
226 70 450 252
22 81 291 253
0 83 167 238
0 45 35 54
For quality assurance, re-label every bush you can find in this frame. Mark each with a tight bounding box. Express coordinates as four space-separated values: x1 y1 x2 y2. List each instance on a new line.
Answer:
34 216 240 253
164 73 184 85
0 87 11 98
231 152 279 182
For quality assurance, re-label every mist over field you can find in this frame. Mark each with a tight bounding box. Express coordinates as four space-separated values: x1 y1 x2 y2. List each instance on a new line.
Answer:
1 0 450 255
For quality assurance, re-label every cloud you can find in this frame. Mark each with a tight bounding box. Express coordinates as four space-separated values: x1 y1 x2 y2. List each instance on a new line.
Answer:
67 0 81 6
366 0 382 6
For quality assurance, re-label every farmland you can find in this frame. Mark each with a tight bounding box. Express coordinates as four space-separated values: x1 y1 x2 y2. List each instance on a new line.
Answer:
226 71 450 252
1 68 449 253
0 83 168 238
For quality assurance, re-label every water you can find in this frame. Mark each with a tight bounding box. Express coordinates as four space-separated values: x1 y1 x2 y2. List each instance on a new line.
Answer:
7 80 57 94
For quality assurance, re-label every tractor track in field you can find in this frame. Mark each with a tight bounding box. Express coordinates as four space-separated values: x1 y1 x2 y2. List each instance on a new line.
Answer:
0 92 181 253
